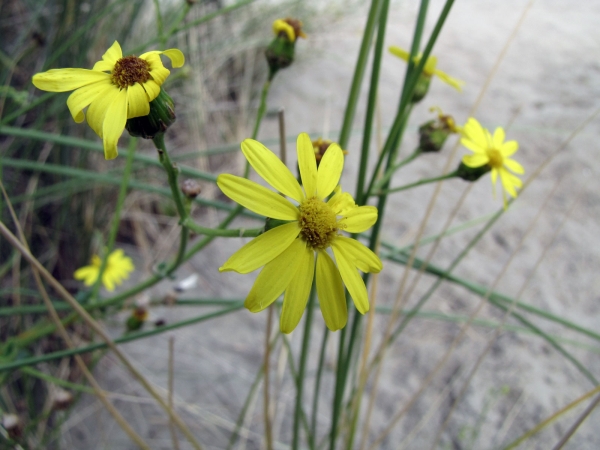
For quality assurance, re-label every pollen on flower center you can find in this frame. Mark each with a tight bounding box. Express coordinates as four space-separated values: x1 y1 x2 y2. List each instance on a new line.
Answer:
298 197 339 249
486 148 504 169
111 56 151 89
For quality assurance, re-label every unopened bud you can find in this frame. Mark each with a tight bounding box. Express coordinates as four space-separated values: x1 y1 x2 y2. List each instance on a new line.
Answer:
418 107 460 153
181 179 202 199
126 88 176 139
411 74 431 103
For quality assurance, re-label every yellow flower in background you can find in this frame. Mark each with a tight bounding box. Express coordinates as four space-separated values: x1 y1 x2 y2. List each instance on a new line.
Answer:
32 41 184 160
74 248 134 291
218 133 382 333
389 45 464 91
461 118 524 206
273 18 307 42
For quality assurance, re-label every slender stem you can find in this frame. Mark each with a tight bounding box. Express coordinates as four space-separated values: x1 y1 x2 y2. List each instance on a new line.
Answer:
252 80 270 140
378 171 457 195
373 148 422 191
310 328 329 448
293 285 317 450
182 218 262 237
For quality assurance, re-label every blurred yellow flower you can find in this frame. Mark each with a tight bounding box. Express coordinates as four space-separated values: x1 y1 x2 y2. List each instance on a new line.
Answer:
74 248 134 291
389 45 464 91
273 18 307 42
32 41 184 160
461 118 524 206
218 133 382 333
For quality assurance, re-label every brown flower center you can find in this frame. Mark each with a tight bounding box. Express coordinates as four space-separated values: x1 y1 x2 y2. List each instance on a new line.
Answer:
486 148 503 169
298 197 339 249
111 56 150 89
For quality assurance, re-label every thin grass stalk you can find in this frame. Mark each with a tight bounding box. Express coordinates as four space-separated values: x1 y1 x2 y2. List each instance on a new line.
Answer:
293 286 317 450
379 171 457 195
310 328 329 448
373 148 422 191
552 393 600 450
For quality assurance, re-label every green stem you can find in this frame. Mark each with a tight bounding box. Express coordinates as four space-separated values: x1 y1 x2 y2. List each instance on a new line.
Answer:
373 147 422 191
252 80 270 140
293 285 317 450
310 328 329 448
182 218 262 238
378 170 457 195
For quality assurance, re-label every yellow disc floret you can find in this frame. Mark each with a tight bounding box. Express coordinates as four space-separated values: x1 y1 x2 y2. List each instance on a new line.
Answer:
486 148 503 169
111 55 151 89
298 197 339 249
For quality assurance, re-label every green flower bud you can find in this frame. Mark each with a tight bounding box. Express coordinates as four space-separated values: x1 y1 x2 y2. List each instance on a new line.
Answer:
456 161 491 182
411 74 431 103
418 108 460 153
265 18 306 80
126 88 176 139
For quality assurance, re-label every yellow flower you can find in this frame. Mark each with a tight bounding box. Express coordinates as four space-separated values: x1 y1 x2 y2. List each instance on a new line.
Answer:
32 41 184 160
272 18 307 42
389 45 464 91
217 133 382 333
74 248 134 291
460 118 525 206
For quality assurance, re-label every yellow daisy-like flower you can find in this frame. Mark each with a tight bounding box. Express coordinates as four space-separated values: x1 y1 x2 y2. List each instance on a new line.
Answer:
389 45 464 91
217 133 382 333
461 118 525 206
74 248 134 292
32 41 184 160
272 18 307 42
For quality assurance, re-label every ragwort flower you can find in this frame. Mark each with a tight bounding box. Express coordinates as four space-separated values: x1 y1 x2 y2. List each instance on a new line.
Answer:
389 45 465 92
217 133 382 333
74 248 134 291
32 41 184 160
460 118 524 206
272 18 307 42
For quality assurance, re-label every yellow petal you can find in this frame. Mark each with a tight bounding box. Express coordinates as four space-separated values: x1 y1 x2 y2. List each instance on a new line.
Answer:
32 69 109 92
316 143 344 200
433 69 465 91
332 245 369 314
86 85 120 137
66 80 113 123
144 53 170 85
504 158 524 175
499 168 522 198
492 127 506 148
280 243 315 334
161 49 185 68
127 82 150 119
73 266 99 286
244 238 304 312
241 139 304 202
327 189 355 215
423 55 437 75
92 41 123 72
142 80 161 101
463 118 488 149
217 174 299 220
339 205 378 233
460 136 486 154
297 132 317 198
219 222 300 274
500 140 519 157
102 88 127 160
101 272 116 291
389 46 410 62
462 153 490 168
332 236 382 273
273 19 296 42
316 250 347 331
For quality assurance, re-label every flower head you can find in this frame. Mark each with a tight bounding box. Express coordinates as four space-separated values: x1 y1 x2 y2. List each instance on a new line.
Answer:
217 133 382 333
312 137 348 166
389 46 465 92
32 41 184 159
460 118 524 207
74 248 134 291
272 18 307 42
266 18 306 78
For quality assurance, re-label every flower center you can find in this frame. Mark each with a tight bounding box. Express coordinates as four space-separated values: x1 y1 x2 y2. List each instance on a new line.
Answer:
486 148 504 169
298 197 339 249
111 56 151 89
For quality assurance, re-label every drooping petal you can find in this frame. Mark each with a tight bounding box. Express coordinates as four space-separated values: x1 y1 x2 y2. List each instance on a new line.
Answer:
500 140 519 157
492 127 506 148
102 272 116 291
316 144 344 200
462 153 490 168
241 139 304 202
460 136 486 155
332 245 369 314
280 243 315 333
219 222 300 274
490 167 499 186
389 46 410 62
32 69 109 92
66 80 113 123
160 49 185 68
86 86 121 137
499 168 522 198
217 174 299 220
142 80 161 101
328 188 356 215
244 238 304 313
462 118 488 149
339 206 378 233
92 41 123 71
102 88 128 160
316 250 347 331
73 266 99 286
332 236 382 273
127 82 150 119
433 69 465 91
297 132 317 198
272 19 296 42
503 158 525 175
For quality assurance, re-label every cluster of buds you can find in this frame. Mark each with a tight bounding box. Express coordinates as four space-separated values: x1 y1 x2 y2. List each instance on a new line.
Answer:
265 18 306 79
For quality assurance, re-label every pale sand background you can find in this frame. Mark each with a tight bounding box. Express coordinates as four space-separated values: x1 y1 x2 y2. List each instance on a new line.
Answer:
62 1 600 448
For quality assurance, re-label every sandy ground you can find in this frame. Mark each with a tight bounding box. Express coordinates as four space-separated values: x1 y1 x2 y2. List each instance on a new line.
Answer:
61 1 600 448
